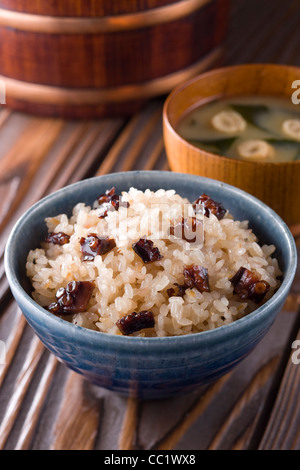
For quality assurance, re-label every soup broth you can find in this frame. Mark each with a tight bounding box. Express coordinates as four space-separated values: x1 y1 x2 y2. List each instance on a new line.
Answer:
177 96 300 162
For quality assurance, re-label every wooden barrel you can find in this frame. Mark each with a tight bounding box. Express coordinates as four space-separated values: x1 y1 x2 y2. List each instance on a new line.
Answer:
0 0 230 118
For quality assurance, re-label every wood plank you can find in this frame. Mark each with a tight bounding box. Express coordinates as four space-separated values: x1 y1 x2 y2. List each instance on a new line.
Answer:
118 397 139 450
207 357 279 449
0 0 300 451
51 372 101 450
224 0 293 64
0 118 65 232
0 307 26 387
142 137 164 171
155 373 232 450
136 310 299 450
246 1 300 64
96 113 143 176
14 354 58 450
0 336 44 449
117 107 162 172
95 101 164 176
48 119 124 191
259 329 300 449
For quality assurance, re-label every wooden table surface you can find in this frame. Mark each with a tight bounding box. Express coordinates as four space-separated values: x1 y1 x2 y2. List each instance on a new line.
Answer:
1 0 300 451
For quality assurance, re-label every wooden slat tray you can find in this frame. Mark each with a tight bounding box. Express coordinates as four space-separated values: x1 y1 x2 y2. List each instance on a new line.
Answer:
0 0 300 451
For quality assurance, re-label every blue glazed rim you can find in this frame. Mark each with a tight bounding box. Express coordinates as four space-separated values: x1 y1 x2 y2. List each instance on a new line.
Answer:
4 171 297 351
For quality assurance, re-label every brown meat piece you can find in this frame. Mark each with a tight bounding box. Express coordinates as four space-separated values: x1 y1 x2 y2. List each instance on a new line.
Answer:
97 187 129 218
167 283 188 298
116 310 155 335
229 267 270 303
132 237 162 264
48 280 95 315
183 265 210 292
45 232 70 245
193 193 226 220
80 233 116 261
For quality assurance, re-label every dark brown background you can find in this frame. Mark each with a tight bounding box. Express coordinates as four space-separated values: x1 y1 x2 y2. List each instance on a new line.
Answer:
0 0 299 450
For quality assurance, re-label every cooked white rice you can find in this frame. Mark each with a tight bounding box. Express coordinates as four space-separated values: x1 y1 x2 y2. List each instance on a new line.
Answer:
26 187 281 337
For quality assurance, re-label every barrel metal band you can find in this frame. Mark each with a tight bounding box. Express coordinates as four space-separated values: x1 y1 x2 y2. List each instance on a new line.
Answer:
0 0 212 34
1 47 222 105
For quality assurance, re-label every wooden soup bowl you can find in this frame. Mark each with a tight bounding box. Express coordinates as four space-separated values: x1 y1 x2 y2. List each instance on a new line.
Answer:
163 63 300 226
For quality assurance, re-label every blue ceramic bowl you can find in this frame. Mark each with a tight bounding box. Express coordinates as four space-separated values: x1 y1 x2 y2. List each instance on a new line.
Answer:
4 171 297 399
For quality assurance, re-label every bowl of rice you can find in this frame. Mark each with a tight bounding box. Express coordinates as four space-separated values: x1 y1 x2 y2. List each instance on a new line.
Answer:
4 171 297 399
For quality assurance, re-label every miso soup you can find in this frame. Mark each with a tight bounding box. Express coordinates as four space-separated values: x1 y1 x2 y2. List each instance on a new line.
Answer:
177 96 300 162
